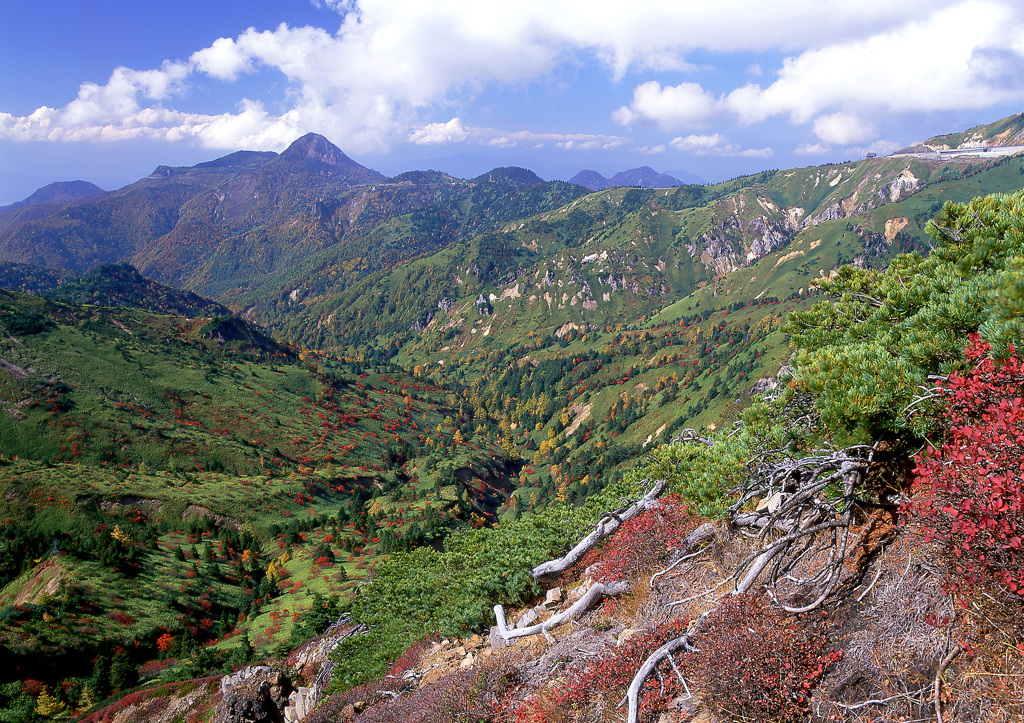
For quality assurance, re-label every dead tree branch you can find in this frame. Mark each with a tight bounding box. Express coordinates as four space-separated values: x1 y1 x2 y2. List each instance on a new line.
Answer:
727 444 875 610
617 633 698 723
649 522 716 589
934 645 963 723
492 581 631 644
531 479 667 580
672 428 716 446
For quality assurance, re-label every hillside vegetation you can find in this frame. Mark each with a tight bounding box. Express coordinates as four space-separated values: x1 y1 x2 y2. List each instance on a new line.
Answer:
0 114 1023 722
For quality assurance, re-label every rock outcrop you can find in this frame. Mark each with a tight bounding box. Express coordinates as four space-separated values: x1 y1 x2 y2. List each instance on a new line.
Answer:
214 667 294 723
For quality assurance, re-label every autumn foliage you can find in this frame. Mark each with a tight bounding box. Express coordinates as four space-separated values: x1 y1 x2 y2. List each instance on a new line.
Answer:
501 617 691 723
910 335 1024 598
580 495 698 583
684 594 839 723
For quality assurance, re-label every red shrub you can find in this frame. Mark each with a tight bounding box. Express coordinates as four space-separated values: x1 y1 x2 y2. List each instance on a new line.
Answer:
910 335 1024 598
156 633 175 653
501 618 691 723
682 595 839 723
139 658 174 677
108 610 136 627
580 495 697 583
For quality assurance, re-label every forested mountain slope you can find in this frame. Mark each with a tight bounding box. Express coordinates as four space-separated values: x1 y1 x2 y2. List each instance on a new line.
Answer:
0 114 1023 723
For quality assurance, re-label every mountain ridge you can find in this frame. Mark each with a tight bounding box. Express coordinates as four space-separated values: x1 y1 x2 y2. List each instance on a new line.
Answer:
1 112 1024 723
568 165 694 190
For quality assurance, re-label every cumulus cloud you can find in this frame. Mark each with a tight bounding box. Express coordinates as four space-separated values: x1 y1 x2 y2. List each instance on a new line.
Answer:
724 1 1024 124
409 118 469 144
811 113 875 145
2 0 1023 157
613 81 719 129
190 37 255 81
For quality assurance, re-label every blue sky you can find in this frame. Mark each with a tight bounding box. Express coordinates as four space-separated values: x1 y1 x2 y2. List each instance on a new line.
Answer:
4 0 1024 204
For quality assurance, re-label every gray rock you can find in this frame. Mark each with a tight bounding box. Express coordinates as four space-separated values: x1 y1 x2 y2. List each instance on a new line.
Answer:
489 625 507 650
516 609 539 628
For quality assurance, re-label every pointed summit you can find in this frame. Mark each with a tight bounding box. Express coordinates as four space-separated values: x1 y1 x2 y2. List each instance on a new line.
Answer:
266 133 386 184
279 133 356 167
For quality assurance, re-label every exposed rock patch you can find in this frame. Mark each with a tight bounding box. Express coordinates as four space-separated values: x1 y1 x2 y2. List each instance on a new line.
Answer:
214 666 293 723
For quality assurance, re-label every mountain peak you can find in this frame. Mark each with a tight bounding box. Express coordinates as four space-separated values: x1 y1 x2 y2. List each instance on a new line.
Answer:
279 133 355 167
471 166 544 188
570 167 689 191
11 180 106 209
270 133 385 183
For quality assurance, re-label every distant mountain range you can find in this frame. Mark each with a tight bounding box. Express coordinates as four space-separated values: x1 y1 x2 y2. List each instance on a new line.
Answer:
0 179 106 233
568 166 703 190
3 113 1024 361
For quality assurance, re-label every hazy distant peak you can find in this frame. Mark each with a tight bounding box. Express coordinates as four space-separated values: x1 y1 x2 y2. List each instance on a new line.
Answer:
568 170 607 190
12 180 106 209
472 166 544 188
609 166 683 188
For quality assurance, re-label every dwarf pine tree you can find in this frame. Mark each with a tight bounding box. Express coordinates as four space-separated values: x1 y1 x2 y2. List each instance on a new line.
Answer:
784 189 1024 442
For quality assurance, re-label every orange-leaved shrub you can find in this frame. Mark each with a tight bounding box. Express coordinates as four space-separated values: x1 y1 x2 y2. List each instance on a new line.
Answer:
909 335 1024 599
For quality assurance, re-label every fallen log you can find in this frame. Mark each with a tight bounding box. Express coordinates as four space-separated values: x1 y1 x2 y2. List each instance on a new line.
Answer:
531 479 666 581
492 580 631 644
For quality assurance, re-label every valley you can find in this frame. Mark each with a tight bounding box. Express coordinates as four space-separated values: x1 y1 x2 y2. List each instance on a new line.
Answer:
0 113 1023 722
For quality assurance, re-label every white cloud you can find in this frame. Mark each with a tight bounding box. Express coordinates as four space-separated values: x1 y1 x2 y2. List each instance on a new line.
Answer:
409 118 469 144
2 0 1022 157
190 37 255 81
812 113 875 145
737 146 774 158
854 139 902 156
725 1 1024 124
795 142 832 155
613 81 719 129
669 133 773 157
671 133 730 152
472 129 626 149
59 62 190 129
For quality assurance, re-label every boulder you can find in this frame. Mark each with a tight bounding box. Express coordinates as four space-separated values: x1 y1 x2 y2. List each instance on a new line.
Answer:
544 587 564 607
214 667 293 723
489 626 507 650
516 609 539 629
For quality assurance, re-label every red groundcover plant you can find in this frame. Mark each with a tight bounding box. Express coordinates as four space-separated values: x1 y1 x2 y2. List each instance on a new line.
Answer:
911 334 1024 597
580 494 697 583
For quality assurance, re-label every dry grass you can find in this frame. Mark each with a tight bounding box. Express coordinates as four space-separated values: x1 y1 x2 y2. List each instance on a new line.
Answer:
320 512 1021 723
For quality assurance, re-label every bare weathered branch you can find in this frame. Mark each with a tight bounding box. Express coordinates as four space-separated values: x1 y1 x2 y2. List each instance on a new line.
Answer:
934 645 963 723
617 634 696 723
726 445 874 610
649 522 716 589
492 580 630 643
672 428 716 446
531 479 667 580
